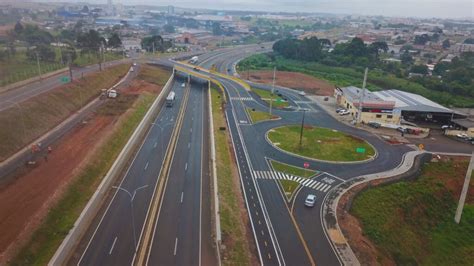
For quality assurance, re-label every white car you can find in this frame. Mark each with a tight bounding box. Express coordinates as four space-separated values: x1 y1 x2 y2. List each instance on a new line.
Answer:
298 91 306 96
181 83 186 87
456 133 469 139
132 62 137 66
305 194 316 207
339 110 350 116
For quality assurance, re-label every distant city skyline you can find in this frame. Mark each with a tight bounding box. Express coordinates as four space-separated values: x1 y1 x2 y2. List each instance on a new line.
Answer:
37 0 474 19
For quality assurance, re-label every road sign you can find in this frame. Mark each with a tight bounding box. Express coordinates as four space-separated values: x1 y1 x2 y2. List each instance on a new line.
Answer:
60 76 70 83
356 147 366 153
276 98 283 103
303 162 310 168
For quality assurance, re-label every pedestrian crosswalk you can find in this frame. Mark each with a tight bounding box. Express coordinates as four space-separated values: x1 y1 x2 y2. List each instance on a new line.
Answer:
252 171 332 193
230 97 254 101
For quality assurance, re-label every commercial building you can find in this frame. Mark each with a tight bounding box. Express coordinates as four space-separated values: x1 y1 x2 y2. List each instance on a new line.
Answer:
335 87 465 125
450 118 474 137
335 86 400 124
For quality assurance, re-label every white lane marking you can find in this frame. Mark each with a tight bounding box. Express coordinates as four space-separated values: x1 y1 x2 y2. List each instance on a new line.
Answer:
144 162 149 170
190 128 193 133
153 142 158 148
109 237 118 255
185 163 188 171
181 192 184 203
188 142 191 148
174 238 178 256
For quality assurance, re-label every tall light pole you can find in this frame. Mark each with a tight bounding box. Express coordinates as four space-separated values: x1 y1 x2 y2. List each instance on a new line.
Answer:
454 151 474 224
36 51 42 80
112 185 148 250
299 109 306 147
269 66 276 116
357 68 368 124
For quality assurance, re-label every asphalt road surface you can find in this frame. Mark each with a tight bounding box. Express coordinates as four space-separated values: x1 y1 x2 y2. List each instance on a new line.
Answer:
72 79 184 265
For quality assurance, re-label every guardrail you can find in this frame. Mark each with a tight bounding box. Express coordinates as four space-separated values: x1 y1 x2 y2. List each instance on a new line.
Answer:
49 69 175 266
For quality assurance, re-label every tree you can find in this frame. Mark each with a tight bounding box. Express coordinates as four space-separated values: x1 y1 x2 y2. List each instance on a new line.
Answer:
442 39 451 49
141 35 165 52
410 64 428 75
26 45 56 62
212 22 222 36
76 30 103 54
401 50 413 65
163 24 175 33
347 37 368 57
81 5 89 13
414 34 430 45
369 41 388 58
463 38 474 44
14 21 23 34
107 33 122 48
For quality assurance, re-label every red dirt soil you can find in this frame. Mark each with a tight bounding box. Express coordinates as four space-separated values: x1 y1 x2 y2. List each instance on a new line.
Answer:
0 80 162 264
245 70 335 96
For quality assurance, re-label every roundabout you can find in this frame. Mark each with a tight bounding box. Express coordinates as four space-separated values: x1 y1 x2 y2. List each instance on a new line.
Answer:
267 125 376 162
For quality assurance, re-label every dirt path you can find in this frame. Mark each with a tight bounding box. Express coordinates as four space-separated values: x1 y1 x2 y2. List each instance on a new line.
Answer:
0 79 162 264
244 70 335 96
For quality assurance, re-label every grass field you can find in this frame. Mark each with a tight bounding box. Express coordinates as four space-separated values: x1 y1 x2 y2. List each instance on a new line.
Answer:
246 108 277 123
271 160 318 200
267 125 375 162
252 87 290 108
11 92 157 265
0 50 123 86
211 86 252 265
351 158 474 265
137 65 173 86
0 63 130 161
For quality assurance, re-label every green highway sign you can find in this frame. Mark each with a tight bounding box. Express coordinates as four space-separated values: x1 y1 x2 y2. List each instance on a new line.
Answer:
356 147 366 153
276 98 283 103
60 76 70 83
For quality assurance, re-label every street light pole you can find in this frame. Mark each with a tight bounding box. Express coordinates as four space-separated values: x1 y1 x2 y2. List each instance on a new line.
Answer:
36 52 42 80
269 66 276 116
112 185 148 251
299 109 306 147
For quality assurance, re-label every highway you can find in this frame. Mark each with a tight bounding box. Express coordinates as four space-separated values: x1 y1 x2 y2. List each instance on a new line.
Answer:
72 79 185 265
146 80 216 265
0 58 133 111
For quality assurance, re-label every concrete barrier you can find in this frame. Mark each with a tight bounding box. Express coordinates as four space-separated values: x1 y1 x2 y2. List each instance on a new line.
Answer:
49 71 175 266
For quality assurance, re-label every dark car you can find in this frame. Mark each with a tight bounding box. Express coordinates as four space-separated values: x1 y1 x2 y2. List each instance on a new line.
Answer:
368 122 381 128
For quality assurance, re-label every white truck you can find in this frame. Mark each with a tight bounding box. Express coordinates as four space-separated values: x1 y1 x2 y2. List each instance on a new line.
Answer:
189 56 199 64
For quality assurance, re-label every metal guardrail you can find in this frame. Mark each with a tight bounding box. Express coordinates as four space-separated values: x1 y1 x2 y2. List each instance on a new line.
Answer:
49 70 175 266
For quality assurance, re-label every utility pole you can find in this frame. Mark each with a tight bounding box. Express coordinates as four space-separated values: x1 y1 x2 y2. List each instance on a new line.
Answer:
99 45 103 71
68 54 73 82
299 109 306 147
357 67 368 124
36 52 42 80
152 42 155 55
58 38 63 65
455 151 474 224
269 66 276 116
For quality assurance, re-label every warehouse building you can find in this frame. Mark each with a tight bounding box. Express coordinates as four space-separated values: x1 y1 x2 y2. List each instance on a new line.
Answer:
335 87 466 125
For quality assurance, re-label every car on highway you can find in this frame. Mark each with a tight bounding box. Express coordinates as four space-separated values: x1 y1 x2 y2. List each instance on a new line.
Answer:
133 62 137 66
339 110 350 116
181 83 186 87
305 194 316 207
298 91 306 96
336 108 346 113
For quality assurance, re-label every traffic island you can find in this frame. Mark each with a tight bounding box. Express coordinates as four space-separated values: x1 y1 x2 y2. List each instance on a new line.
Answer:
267 125 376 162
270 160 318 201
246 108 280 123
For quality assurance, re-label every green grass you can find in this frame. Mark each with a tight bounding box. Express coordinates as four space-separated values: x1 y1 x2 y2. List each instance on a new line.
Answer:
270 160 318 200
351 160 474 265
0 64 131 161
246 108 277 123
267 125 375 162
211 86 252 265
0 50 123 86
271 160 317 178
11 92 157 265
252 87 289 108
137 65 172 86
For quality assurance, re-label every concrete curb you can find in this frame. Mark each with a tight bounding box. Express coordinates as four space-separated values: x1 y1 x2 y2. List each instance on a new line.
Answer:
264 125 378 165
321 150 425 265
208 83 222 265
48 71 175 266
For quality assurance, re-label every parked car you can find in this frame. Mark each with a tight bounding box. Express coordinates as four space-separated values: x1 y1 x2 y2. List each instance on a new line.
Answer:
368 122 381 128
339 110 350 116
304 194 316 207
299 91 306 96
456 133 469 139
336 108 346 113
397 127 407 133
441 125 453 130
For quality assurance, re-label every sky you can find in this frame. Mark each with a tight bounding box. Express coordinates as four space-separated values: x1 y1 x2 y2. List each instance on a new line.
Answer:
59 0 474 19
